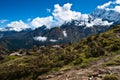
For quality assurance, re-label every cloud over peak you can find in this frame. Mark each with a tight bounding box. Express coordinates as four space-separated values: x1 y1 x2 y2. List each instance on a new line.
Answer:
31 3 82 28
116 0 120 4
97 0 120 13
97 1 112 9
7 20 30 31
53 3 81 26
86 18 113 27
31 16 53 29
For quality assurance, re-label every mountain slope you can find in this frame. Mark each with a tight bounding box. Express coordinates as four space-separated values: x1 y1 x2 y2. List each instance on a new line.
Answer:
0 25 120 80
0 45 9 54
92 9 120 24
0 23 113 51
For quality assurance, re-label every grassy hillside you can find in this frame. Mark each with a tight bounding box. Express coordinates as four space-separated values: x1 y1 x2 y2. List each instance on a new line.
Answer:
0 25 120 80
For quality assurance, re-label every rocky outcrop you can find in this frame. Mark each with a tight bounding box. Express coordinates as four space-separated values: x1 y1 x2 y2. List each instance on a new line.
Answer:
10 49 29 56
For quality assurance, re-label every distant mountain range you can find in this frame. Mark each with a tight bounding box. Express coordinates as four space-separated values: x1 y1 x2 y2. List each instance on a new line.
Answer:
0 8 120 51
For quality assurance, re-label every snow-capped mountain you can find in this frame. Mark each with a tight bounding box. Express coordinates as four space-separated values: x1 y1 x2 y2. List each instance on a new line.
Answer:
91 9 120 24
0 26 32 32
0 10 115 32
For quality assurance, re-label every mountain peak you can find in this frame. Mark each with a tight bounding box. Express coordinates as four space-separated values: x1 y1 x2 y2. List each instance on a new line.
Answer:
92 8 120 24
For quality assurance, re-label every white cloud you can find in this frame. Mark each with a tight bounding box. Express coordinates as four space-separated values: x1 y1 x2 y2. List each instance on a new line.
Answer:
0 19 8 24
97 1 112 9
50 39 57 42
33 36 47 42
63 30 67 37
86 18 113 27
116 0 120 4
114 6 120 12
80 14 89 21
31 16 53 29
93 18 113 26
86 23 94 27
97 0 120 13
104 6 120 13
52 3 81 26
7 20 30 31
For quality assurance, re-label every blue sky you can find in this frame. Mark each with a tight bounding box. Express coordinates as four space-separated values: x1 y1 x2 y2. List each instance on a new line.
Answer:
0 0 112 21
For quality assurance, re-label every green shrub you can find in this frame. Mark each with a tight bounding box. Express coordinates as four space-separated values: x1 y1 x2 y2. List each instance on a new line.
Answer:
80 62 88 68
103 74 118 80
85 46 105 58
5 55 17 61
106 61 117 66
73 58 83 65
106 56 120 66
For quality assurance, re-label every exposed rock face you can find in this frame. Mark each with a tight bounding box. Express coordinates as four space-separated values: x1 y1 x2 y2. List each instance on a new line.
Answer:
114 30 120 38
10 49 28 56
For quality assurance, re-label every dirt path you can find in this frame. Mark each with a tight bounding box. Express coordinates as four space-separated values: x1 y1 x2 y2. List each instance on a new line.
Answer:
37 55 120 80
